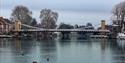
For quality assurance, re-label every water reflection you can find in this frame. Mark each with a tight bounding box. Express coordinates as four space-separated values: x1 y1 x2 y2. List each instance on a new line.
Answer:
113 50 125 63
111 39 125 63
0 38 14 63
12 38 35 63
117 39 125 48
38 40 57 63
0 38 125 63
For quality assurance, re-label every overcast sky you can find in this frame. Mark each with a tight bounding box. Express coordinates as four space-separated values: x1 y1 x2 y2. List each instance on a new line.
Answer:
0 0 125 26
1 0 124 11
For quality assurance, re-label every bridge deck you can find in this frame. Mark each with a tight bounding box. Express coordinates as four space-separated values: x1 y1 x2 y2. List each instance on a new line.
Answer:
14 29 110 33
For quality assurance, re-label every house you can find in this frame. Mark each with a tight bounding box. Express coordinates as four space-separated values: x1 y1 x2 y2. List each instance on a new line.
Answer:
0 17 13 34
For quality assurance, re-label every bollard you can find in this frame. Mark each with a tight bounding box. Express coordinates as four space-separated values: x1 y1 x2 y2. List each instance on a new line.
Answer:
47 58 49 61
33 61 37 63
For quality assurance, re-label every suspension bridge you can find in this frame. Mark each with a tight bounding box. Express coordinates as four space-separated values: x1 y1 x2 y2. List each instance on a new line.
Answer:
13 20 110 33
12 20 110 38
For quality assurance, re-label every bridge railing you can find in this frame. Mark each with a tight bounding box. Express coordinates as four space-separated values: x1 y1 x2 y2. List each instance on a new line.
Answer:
17 29 110 33
18 24 110 32
21 24 39 29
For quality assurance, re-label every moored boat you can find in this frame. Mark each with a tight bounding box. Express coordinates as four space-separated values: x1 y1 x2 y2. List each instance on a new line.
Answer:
0 35 12 38
117 33 125 48
117 33 125 40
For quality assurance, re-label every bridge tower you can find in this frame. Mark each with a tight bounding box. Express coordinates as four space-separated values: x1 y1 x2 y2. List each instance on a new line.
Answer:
101 20 108 36
101 20 106 30
14 20 21 31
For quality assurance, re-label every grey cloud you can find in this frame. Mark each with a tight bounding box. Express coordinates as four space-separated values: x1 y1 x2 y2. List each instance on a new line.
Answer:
1 0 124 12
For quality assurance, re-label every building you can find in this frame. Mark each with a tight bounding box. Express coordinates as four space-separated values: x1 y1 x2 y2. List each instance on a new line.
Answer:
0 17 13 34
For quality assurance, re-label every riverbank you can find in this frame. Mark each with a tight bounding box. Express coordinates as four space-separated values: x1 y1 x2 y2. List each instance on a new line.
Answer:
0 34 114 39
0 35 13 38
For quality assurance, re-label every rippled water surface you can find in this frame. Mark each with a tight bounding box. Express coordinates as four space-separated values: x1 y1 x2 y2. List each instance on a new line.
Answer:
0 38 125 63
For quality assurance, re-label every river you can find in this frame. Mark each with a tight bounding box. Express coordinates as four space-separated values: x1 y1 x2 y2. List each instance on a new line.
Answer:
0 38 124 63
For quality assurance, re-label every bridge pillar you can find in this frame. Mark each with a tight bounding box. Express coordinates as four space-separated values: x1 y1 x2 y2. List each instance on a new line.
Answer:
14 20 21 31
77 32 89 39
61 32 70 39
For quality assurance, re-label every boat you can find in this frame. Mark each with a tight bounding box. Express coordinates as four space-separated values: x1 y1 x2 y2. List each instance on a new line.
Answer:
90 35 108 38
116 22 125 48
117 33 125 40
0 35 12 38
117 33 125 48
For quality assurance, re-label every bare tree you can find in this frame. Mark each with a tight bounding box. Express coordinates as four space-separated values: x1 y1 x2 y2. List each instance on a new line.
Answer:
112 2 125 32
86 22 93 27
30 18 37 26
40 9 58 29
11 5 32 25
58 23 74 29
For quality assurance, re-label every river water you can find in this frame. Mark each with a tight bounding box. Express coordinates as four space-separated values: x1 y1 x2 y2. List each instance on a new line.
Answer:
0 38 125 63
